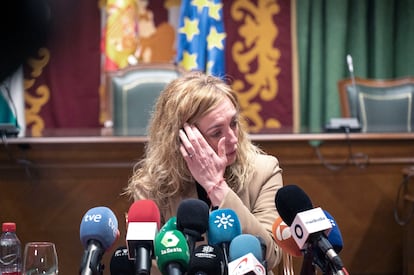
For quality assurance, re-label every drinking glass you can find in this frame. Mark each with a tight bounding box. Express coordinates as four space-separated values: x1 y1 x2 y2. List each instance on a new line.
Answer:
23 242 58 275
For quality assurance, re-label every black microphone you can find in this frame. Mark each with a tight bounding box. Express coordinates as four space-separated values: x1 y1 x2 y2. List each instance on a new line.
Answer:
187 244 225 275
275 185 344 274
176 199 209 256
110 246 135 275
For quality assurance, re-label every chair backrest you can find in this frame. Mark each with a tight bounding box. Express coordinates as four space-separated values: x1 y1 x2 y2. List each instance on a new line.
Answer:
337 77 414 132
103 63 185 135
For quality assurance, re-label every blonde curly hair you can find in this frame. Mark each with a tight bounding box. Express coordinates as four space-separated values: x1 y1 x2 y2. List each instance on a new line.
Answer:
125 71 262 208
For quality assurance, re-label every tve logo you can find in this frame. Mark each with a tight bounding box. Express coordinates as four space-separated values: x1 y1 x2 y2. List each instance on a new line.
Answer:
84 213 102 223
108 217 118 237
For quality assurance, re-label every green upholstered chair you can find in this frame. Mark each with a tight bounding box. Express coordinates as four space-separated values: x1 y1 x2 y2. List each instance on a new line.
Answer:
103 63 185 136
337 77 414 132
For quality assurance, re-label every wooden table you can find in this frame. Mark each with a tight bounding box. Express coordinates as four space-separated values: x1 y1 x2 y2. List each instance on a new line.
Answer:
1 131 413 274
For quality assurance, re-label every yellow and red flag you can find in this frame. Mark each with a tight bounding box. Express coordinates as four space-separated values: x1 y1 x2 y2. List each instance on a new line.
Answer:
102 0 139 71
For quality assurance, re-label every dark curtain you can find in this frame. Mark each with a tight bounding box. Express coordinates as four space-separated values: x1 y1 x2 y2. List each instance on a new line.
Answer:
24 0 101 136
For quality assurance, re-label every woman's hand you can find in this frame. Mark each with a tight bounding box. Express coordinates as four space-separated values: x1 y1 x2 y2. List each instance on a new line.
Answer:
179 123 229 204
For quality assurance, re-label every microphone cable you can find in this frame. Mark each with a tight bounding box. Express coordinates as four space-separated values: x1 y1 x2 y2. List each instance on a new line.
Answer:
1 132 34 180
312 126 369 171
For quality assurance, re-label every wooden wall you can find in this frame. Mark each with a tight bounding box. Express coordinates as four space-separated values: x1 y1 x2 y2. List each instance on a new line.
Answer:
0 133 413 274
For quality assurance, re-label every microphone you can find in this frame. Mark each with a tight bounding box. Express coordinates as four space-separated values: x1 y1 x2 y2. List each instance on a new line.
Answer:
79 206 119 275
274 185 344 273
227 234 266 275
346 54 360 118
176 199 209 255
126 199 161 275
323 210 343 253
110 246 135 275
187 244 225 275
310 210 344 275
255 236 268 271
272 216 302 257
208 208 242 269
346 54 354 75
160 216 177 232
154 229 190 275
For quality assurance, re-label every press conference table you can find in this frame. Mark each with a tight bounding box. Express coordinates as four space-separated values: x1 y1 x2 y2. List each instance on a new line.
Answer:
0 129 413 274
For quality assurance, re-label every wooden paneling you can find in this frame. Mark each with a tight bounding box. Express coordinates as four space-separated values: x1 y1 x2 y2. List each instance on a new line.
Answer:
1 132 413 274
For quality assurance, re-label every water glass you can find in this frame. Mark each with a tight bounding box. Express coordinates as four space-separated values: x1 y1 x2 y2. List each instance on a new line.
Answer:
23 242 58 275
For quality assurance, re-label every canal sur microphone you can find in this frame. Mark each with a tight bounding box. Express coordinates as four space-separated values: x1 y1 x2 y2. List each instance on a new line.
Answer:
126 199 161 275
208 208 242 268
79 206 119 275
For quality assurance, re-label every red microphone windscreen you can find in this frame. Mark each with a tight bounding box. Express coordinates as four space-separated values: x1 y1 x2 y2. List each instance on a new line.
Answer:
272 216 302 257
127 200 161 229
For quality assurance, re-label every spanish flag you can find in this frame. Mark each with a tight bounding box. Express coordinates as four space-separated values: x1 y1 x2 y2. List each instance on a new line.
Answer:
102 0 139 71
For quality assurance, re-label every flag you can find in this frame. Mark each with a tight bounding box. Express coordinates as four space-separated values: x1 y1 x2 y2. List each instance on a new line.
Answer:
176 0 226 77
102 0 139 71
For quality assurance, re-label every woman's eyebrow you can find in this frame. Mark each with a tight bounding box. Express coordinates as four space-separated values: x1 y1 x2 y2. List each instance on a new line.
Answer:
205 114 238 133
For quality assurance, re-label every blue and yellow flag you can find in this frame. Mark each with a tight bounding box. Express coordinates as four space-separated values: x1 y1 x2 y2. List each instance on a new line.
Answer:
176 0 226 77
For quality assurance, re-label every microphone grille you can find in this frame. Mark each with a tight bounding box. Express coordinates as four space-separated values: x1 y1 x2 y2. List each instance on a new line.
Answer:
127 200 161 229
176 199 209 235
229 234 263 261
346 54 354 72
275 185 313 226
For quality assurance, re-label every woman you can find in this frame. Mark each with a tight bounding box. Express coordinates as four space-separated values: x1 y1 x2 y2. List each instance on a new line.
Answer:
125 71 283 273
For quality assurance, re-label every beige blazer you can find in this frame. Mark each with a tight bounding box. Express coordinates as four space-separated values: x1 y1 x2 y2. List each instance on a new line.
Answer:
154 153 284 273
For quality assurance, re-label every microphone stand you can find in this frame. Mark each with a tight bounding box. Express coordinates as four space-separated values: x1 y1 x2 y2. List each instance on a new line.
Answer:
79 240 104 275
134 245 151 275
310 246 345 275
300 245 315 275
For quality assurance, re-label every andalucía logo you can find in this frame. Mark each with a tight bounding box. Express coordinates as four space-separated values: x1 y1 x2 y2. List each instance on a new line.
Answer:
213 212 235 230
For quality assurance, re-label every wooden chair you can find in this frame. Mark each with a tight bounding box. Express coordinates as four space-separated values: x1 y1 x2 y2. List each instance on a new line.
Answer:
337 77 414 132
101 63 185 136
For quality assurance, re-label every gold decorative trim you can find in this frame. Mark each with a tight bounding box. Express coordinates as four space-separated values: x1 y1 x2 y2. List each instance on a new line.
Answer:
230 1 282 133
24 47 51 136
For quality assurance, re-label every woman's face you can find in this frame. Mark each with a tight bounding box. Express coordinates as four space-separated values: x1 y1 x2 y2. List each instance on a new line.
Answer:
196 98 239 165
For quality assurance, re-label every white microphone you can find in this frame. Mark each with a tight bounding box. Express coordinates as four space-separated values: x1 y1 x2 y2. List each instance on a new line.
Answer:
227 253 265 275
290 207 332 249
346 54 354 74
126 200 161 275
346 54 360 119
227 234 266 275
275 185 345 274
